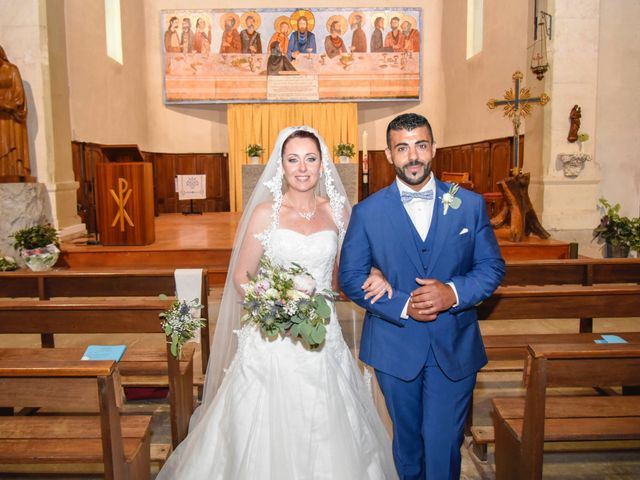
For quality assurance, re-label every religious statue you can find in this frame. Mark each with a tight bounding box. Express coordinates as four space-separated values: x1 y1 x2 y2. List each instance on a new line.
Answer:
0 45 31 181
567 105 581 143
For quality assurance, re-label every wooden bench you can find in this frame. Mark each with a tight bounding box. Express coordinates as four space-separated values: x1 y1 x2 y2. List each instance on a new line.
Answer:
492 343 640 480
0 268 211 373
469 283 640 458
0 300 196 448
501 257 640 332
0 354 152 479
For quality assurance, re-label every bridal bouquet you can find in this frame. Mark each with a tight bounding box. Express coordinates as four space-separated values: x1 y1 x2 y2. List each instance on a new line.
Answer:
241 257 334 349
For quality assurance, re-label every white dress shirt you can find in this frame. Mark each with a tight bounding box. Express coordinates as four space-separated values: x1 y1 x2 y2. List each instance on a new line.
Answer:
397 176 435 242
395 176 459 317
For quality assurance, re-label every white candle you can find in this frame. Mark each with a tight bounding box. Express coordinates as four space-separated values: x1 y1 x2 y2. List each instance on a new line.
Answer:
362 130 368 157
362 130 369 174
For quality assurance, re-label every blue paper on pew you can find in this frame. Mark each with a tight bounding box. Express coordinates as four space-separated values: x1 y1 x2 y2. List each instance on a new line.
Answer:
81 345 127 362
594 335 627 344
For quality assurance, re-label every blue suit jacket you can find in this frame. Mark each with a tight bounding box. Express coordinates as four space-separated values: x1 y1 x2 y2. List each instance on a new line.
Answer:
339 179 505 381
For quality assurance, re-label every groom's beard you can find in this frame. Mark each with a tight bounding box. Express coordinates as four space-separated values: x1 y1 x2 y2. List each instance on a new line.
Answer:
395 160 431 186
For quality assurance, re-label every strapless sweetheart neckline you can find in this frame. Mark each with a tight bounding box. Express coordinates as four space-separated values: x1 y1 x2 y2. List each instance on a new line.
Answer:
275 228 338 238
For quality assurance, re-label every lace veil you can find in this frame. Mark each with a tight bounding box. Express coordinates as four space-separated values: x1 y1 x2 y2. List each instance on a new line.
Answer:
192 125 352 426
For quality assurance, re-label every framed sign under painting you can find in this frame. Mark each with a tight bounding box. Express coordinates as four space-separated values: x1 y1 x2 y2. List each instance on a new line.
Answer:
161 8 422 104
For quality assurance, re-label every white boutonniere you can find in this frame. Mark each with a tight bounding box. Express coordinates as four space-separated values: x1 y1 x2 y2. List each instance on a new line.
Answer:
441 183 462 215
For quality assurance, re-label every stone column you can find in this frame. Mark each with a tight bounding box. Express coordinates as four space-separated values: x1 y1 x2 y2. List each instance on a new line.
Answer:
526 0 602 257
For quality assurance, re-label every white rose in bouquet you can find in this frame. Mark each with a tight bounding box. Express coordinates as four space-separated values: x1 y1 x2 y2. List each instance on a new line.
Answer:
293 273 316 296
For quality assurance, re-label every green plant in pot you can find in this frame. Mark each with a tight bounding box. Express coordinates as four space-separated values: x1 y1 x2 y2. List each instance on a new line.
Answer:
10 223 61 271
334 143 355 163
245 144 264 164
592 198 634 258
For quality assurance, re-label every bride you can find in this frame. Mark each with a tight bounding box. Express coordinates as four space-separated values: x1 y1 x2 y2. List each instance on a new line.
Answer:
156 126 397 479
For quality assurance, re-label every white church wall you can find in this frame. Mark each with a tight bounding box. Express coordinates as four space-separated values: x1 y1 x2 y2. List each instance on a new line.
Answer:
440 0 529 148
596 0 640 219
65 0 149 147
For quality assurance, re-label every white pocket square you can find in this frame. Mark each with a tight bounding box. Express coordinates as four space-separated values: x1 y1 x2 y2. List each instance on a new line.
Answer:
459 228 469 235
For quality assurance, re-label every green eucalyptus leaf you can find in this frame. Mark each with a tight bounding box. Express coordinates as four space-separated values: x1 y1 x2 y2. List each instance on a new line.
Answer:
311 325 326 345
315 296 331 319
290 323 301 338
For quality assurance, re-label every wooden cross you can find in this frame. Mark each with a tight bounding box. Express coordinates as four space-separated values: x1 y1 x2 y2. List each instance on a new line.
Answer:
487 71 549 174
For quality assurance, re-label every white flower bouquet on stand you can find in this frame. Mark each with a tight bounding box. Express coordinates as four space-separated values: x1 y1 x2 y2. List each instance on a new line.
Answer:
241 257 334 349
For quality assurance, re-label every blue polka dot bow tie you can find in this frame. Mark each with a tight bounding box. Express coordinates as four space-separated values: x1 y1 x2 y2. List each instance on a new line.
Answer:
400 190 434 203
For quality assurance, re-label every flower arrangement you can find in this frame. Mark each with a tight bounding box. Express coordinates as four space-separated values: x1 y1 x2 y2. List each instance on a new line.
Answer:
10 223 59 251
593 198 640 257
10 224 60 271
241 257 334 349
159 296 205 358
245 143 264 157
0 256 18 272
334 143 355 159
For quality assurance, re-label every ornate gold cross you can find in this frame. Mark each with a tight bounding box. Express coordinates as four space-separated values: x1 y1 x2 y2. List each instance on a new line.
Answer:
487 71 549 173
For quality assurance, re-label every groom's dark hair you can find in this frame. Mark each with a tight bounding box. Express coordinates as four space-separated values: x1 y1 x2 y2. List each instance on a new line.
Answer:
281 130 322 157
386 113 434 147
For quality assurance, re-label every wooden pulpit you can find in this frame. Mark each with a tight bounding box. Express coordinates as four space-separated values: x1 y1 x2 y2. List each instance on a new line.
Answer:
95 162 155 245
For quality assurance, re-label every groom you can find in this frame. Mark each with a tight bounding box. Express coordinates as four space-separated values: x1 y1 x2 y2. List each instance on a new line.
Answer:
339 113 504 479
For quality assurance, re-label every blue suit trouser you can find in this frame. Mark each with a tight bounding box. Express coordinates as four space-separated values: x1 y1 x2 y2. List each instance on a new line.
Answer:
375 348 476 480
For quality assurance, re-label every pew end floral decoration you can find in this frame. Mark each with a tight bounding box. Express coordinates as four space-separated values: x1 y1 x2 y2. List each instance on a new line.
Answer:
241 257 334 349
159 295 205 358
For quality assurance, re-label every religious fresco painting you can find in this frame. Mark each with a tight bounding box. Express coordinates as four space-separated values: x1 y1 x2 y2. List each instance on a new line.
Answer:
161 8 422 104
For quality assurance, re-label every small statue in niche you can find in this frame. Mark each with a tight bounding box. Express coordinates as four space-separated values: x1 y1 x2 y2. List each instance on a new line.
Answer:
567 105 581 143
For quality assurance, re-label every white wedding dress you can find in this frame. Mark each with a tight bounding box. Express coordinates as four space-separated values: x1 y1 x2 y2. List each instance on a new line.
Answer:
157 228 397 480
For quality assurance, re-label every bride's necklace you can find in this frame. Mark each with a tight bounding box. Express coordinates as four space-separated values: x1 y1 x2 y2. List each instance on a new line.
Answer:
287 195 317 221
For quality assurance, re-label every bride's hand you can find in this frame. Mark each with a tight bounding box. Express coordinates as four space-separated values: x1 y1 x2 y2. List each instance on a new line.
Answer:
362 267 393 304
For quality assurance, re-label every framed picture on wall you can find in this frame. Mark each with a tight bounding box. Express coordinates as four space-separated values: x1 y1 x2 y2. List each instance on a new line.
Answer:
161 7 422 104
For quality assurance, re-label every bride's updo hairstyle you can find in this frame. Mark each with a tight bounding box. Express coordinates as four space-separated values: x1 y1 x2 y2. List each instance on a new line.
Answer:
281 129 322 158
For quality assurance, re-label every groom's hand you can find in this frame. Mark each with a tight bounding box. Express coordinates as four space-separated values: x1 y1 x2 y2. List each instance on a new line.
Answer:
408 278 457 322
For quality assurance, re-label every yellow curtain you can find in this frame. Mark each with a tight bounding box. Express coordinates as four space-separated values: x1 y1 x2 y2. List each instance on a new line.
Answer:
227 103 358 211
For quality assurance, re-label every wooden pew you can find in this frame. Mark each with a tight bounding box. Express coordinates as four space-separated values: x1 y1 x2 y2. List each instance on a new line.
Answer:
470 283 640 458
501 258 640 333
0 268 211 373
476 283 640 362
492 343 640 480
0 353 152 479
0 300 196 448
502 258 640 287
